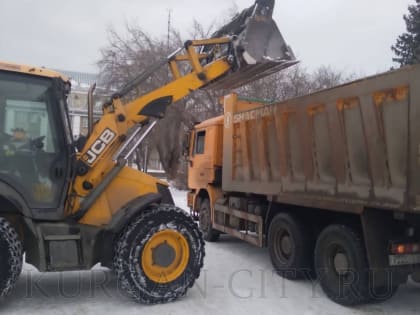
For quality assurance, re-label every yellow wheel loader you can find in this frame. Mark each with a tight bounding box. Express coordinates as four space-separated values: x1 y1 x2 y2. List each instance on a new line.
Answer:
0 0 296 304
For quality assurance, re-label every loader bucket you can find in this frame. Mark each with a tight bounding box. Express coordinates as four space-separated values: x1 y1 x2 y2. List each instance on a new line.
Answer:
204 0 298 89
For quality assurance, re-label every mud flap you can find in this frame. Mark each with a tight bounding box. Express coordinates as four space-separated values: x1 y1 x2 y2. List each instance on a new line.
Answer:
361 209 409 288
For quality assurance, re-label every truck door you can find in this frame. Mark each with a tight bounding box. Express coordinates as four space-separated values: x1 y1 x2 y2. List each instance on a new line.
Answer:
0 71 71 218
189 128 212 186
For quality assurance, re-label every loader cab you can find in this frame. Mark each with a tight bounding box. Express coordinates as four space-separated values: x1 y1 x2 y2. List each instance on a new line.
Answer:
0 67 73 220
187 116 224 190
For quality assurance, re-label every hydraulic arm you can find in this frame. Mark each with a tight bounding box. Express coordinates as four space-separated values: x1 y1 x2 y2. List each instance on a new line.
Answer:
68 0 297 221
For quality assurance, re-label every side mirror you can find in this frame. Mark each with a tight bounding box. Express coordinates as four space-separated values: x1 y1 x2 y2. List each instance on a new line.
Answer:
183 131 191 158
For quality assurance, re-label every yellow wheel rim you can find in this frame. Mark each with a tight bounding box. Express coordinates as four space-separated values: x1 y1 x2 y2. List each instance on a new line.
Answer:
141 229 190 284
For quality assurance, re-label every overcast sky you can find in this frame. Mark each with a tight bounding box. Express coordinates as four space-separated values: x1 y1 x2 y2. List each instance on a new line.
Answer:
0 0 413 76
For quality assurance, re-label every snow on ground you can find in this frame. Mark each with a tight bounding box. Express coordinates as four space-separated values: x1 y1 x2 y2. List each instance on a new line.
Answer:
2 188 420 315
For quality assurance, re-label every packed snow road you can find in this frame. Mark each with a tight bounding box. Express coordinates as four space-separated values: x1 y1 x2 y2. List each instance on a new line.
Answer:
2 189 420 315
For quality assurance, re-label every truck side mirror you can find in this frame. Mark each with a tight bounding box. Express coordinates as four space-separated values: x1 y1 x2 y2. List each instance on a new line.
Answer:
183 131 191 158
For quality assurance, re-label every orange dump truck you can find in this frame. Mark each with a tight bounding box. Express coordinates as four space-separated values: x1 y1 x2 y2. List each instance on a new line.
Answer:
186 65 420 305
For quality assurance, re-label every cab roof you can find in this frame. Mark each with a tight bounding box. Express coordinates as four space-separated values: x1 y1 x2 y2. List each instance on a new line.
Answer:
0 60 69 83
195 115 224 129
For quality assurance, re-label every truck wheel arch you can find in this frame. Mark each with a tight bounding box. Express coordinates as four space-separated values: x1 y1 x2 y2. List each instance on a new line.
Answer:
196 187 223 212
196 189 210 210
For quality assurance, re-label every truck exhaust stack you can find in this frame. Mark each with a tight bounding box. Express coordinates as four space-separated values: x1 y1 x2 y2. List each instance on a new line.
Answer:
203 0 298 89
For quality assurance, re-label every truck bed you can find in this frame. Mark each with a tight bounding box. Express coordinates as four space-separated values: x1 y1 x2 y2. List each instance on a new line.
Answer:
222 65 420 214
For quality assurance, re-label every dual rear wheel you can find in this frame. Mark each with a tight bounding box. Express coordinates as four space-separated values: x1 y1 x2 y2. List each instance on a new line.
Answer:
268 213 313 280
314 225 399 305
195 197 398 306
268 214 398 305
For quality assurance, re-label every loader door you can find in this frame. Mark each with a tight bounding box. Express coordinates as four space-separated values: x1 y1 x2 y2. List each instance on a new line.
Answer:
0 71 71 218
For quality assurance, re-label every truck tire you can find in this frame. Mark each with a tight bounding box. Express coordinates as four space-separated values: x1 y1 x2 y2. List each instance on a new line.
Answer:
368 285 399 303
268 212 313 280
113 204 205 304
199 199 220 242
314 224 369 306
0 217 23 298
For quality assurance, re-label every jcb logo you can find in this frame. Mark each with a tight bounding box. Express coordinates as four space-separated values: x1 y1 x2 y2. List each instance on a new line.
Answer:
83 129 116 165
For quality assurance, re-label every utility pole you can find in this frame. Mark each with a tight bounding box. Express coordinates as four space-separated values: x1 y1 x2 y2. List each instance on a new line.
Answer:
167 9 172 51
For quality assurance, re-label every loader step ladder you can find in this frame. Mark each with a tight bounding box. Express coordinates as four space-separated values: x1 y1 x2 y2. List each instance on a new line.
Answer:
37 223 84 271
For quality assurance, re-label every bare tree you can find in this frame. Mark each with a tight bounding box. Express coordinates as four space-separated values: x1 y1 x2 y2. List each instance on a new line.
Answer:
98 24 170 94
97 21 225 185
237 64 355 102
310 65 350 91
97 19 356 187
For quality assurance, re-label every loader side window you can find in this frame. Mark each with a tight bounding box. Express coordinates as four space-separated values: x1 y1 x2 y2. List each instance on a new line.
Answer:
195 131 206 155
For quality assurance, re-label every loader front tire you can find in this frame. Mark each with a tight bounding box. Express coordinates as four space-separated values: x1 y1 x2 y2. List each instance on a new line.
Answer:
113 204 205 304
0 217 23 298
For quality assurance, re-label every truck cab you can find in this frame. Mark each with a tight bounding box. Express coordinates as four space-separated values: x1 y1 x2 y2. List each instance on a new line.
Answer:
187 116 224 218
186 96 269 219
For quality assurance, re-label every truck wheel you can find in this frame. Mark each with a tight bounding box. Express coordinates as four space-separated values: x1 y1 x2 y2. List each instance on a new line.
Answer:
369 285 399 303
0 217 23 298
268 212 313 279
199 199 220 242
315 224 369 306
113 204 205 304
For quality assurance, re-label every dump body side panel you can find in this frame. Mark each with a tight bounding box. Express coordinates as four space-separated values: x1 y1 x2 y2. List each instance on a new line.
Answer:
222 65 420 213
